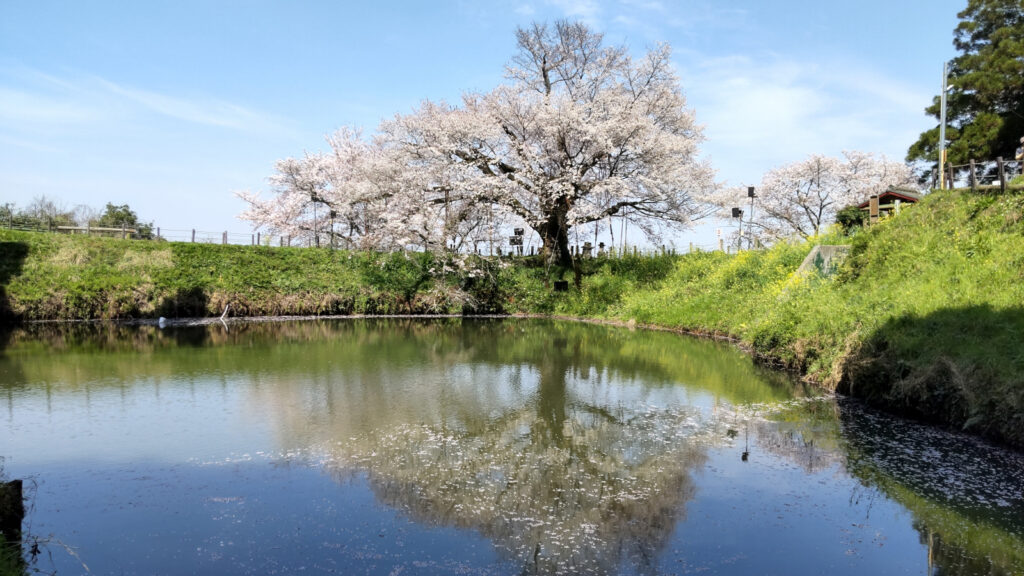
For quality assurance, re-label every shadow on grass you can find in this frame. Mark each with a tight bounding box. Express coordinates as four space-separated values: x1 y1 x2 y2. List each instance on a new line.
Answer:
0 242 29 355
840 304 1024 448
0 242 28 320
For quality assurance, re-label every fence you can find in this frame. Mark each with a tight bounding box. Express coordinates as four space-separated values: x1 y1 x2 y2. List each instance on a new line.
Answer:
3 218 735 258
934 157 1022 191
155 228 279 246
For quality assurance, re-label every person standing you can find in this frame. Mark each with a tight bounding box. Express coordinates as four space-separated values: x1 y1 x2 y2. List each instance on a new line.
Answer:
1017 136 1024 175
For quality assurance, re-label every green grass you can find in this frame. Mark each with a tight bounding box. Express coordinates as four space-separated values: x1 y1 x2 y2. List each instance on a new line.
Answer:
2 187 1024 446
0 234 499 319
603 188 1024 446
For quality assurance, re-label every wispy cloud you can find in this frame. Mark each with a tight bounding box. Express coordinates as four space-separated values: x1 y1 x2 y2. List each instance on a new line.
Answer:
680 53 931 184
0 133 65 154
618 0 665 12
96 78 285 132
515 3 537 16
0 67 294 137
0 87 100 124
546 0 602 25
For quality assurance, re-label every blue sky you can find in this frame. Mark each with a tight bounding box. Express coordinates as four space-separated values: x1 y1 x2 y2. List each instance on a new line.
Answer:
1 0 963 243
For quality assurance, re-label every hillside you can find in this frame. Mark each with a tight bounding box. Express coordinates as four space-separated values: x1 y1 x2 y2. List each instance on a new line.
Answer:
597 187 1024 447
1 187 1023 447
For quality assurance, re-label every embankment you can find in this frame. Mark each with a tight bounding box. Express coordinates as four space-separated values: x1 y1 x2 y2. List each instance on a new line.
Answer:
1 187 1022 448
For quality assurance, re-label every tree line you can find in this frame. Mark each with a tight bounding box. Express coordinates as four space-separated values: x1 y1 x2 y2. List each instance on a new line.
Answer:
2 197 153 238
907 0 1023 168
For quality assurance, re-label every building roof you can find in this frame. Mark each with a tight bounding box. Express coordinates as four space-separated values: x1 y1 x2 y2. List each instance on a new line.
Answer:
857 186 924 209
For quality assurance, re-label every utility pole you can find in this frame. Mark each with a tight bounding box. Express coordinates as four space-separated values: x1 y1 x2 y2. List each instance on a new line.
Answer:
746 186 756 249
731 207 743 251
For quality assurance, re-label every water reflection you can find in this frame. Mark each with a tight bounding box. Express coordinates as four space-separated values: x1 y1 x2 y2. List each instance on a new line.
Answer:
2 319 1023 575
837 400 1024 575
242 320 783 573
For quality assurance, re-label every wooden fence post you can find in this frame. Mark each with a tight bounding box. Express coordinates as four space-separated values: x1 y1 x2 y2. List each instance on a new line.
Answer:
222 231 227 245
718 238 724 252
947 164 955 189
121 223 127 239
256 232 261 246
191 229 196 243
156 227 160 240
969 159 977 191
998 157 1006 193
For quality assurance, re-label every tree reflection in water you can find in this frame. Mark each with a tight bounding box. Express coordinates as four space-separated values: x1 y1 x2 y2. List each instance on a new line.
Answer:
245 320 795 574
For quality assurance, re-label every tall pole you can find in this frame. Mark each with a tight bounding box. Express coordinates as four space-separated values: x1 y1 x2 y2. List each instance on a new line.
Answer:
939 61 949 189
746 186 755 250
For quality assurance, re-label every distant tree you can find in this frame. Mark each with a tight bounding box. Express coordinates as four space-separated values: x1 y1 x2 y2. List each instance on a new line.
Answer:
71 204 99 228
907 0 1024 169
92 203 153 238
22 195 74 229
708 151 915 243
0 203 13 227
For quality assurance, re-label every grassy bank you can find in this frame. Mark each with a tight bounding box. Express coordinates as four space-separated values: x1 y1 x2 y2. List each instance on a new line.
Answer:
2 187 1023 446
528 187 1024 447
0 234 508 320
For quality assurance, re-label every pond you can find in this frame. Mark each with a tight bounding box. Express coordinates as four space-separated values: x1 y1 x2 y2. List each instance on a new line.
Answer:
1 318 1022 575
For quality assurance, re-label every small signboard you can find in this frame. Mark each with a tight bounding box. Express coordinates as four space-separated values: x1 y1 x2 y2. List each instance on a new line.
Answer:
509 236 523 246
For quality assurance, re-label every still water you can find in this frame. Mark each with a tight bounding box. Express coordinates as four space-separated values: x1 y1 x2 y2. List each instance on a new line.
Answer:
1 318 1022 575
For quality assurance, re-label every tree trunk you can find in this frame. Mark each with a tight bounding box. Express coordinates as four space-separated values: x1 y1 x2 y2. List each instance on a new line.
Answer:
538 205 572 267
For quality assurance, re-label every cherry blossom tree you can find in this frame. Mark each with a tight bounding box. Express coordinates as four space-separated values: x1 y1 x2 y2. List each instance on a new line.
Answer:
387 21 714 265
238 21 715 264
708 151 916 244
236 152 334 247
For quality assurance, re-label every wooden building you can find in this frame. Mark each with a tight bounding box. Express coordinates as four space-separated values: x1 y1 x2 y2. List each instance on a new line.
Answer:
858 187 923 224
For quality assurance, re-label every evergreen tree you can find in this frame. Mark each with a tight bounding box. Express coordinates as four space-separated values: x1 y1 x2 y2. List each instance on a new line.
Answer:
93 203 153 238
907 0 1024 169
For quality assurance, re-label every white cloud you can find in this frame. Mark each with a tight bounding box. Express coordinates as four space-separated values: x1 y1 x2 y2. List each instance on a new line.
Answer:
618 0 665 11
546 0 602 24
515 3 537 16
679 53 932 185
